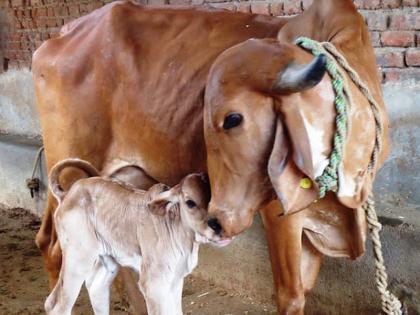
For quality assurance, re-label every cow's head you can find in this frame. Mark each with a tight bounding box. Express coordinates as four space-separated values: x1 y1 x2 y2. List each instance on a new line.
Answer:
204 39 339 236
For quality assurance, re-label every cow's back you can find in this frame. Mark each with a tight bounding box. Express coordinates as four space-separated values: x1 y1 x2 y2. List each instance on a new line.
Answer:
32 1 287 184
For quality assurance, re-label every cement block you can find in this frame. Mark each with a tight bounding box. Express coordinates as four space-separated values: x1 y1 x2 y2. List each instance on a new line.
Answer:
0 136 47 216
0 68 40 139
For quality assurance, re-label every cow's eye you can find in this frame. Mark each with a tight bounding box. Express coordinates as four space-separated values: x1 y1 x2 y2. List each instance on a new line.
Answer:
223 113 243 130
186 200 197 208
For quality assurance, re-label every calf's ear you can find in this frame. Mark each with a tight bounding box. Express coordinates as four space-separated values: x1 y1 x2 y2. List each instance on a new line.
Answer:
147 189 180 219
268 118 318 215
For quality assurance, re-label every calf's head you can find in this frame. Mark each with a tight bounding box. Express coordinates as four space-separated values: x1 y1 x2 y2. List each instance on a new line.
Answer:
148 173 232 246
204 39 338 237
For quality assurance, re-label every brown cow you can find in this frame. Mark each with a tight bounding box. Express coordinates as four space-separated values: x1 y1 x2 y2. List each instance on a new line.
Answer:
32 0 389 314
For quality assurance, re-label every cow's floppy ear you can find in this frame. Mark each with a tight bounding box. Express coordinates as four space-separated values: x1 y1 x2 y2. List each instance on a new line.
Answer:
147 189 180 219
268 118 318 214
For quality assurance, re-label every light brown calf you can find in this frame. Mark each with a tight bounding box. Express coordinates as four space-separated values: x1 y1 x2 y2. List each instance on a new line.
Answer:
45 158 221 315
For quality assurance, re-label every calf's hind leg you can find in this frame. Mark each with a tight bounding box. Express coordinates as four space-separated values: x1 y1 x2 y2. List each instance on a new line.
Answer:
86 256 120 315
45 247 97 315
37 165 94 288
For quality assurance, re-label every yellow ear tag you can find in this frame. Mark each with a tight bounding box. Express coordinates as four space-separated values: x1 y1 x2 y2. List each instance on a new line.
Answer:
299 178 312 189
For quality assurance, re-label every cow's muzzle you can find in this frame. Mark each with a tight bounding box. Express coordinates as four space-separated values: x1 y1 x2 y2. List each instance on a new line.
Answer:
207 206 254 238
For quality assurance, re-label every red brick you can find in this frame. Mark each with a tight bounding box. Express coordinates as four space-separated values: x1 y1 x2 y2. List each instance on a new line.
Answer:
236 2 250 13
270 2 283 16
354 0 380 9
47 6 54 17
381 31 415 47
402 0 419 6
47 18 57 27
10 32 21 41
406 48 420 66
21 18 30 29
34 17 47 28
79 3 89 14
56 18 65 26
383 68 420 83
10 0 24 7
251 2 269 15
369 31 381 47
10 41 21 50
381 0 402 8
14 19 23 29
283 0 302 15
375 48 405 67
390 14 420 31
68 4 79 16
23 9 31 18
361 11 388 31
27 19 35 29
33 7 47 18
63 16 74 25
15 9 23 18
55 6 69 16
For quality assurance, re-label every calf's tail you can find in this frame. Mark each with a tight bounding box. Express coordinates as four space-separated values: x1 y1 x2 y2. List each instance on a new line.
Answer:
49 158 100 203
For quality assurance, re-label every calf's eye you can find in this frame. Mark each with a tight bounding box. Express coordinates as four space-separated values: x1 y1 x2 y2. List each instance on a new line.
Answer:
186 200 197 208
223 113 243 130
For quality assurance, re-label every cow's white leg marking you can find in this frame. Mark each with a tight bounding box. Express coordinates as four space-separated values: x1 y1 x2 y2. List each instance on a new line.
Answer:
86 256 119 315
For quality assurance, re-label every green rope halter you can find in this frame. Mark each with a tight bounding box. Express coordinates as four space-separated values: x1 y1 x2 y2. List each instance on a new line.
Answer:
294 37 402 315
295 37 348 199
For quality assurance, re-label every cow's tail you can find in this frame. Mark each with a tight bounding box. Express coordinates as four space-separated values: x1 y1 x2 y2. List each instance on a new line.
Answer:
49 158 100 203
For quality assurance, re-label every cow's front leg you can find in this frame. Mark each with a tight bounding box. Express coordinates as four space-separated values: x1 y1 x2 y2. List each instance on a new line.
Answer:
260 200 322 315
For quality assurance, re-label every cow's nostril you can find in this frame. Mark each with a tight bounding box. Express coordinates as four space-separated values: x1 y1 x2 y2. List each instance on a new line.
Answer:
207 218 222 235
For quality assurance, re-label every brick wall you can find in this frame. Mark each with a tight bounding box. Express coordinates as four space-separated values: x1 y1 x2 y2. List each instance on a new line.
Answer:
0 0 419 83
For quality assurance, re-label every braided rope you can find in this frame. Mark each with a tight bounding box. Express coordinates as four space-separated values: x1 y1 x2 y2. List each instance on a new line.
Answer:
364 196 403 315
295 37 348 198
295 37 402 315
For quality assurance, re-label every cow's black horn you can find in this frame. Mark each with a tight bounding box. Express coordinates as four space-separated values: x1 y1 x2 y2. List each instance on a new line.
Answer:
272 54 327 94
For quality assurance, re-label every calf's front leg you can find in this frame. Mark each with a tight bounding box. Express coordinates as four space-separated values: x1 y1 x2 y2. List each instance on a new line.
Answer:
260 200 322 315
139 272 183 315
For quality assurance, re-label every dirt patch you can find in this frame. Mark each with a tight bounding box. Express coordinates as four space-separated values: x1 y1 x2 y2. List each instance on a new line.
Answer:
0 207 276 315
